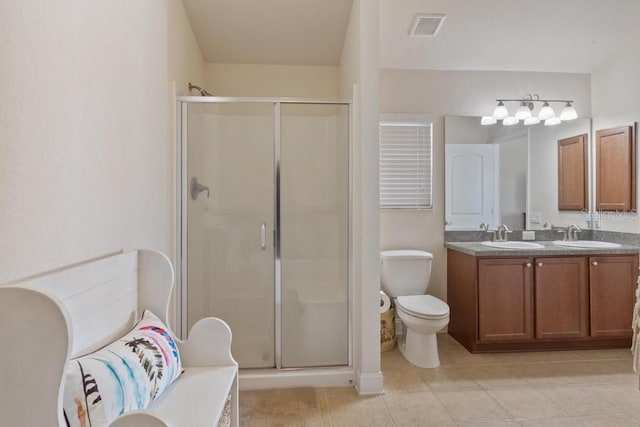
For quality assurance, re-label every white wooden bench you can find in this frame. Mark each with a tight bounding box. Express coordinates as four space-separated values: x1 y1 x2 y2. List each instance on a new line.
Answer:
0 249 238 427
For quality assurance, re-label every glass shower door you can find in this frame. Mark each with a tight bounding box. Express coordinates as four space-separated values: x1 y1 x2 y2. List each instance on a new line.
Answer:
185 102 275 368
280 103 350 367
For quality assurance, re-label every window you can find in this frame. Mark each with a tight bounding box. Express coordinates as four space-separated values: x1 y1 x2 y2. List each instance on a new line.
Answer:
379 116 433 209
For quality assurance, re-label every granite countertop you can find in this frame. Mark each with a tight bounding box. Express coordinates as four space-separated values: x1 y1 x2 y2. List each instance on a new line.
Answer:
445 240 640 257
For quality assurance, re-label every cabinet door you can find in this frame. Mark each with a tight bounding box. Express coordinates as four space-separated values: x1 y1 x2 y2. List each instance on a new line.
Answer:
590 255 639 338
534 257 588 339
595 125 636 211
478 258 533 342
557 134 588 211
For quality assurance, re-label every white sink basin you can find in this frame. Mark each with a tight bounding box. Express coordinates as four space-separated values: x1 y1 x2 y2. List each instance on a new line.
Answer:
553 240 621 248
481 241 545 249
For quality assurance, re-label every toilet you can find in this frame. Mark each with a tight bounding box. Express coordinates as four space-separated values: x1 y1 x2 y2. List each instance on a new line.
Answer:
380 250 449 368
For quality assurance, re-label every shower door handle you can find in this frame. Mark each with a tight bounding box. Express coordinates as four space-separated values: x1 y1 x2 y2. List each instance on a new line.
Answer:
260 223 266 250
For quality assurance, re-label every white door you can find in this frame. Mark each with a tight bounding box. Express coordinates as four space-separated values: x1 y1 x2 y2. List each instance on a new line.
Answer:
445 144 498 230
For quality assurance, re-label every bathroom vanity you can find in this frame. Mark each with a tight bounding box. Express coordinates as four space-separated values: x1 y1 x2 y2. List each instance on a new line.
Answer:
446 241 639 353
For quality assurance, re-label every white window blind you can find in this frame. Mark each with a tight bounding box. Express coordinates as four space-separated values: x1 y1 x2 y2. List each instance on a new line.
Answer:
379 121 433 209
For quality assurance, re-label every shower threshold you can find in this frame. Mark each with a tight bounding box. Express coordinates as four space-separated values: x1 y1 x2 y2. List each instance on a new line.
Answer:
239 366 354 391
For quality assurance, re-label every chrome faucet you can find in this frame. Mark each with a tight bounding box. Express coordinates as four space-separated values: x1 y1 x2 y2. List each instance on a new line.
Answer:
479 223 490 231
566 224 581 241
495 224 512 242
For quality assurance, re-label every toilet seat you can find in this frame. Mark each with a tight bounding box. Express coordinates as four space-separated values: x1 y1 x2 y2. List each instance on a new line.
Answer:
397 295 449 320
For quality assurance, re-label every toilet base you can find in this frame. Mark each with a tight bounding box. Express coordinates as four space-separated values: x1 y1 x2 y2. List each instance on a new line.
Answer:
398 329 440 368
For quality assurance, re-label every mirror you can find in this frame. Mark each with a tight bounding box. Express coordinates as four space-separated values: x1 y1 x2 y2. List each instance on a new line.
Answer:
445 116 592 231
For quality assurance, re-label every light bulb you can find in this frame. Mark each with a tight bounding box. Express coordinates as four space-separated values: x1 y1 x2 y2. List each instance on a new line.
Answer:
560 102 578 120
524 117 540 126
538 102 555 120
515 102 532 120
493 101 509 120
503 116 519 126
481 116 497 125
544 117 561 126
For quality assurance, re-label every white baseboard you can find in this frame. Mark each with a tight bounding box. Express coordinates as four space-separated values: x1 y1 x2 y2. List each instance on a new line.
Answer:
355 369 384 395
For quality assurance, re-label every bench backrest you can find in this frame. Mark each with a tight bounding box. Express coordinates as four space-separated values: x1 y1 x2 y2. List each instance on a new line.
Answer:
9 249 174 357
0 249 174 426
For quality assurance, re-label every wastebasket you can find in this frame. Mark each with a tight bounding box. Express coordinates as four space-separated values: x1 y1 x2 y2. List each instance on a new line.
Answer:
380 307 396 352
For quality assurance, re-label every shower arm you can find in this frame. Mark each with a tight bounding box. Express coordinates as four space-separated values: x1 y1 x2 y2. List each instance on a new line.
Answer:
188 82 212 96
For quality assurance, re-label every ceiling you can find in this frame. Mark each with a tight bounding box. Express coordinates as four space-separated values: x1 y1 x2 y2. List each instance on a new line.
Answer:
181 0 353 66
380 0 640 73
182 0 640 73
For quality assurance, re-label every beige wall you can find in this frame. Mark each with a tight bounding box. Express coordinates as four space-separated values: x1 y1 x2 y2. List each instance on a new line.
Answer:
379 69 591 302
203 63 340 98
0 0 204 286
591 48 640 232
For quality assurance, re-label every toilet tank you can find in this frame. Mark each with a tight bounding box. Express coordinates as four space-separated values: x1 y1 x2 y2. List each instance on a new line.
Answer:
380 250 433 297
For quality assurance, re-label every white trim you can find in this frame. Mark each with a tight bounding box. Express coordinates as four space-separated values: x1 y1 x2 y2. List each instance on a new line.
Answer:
355 369 384 395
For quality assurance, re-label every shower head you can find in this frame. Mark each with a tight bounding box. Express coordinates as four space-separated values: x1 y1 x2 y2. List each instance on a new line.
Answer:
188 82 212 96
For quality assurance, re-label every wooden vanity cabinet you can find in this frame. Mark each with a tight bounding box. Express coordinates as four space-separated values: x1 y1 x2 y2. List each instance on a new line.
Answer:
448 249 636 352
589 255 638 338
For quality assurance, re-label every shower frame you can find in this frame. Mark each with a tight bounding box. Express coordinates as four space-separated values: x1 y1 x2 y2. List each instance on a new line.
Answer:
175 96 353 376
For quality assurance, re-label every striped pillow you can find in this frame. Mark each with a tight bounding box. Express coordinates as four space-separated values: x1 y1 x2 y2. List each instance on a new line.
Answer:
62 310 181 427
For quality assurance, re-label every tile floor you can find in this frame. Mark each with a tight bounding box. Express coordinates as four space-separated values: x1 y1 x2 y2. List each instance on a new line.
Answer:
239 334 640 426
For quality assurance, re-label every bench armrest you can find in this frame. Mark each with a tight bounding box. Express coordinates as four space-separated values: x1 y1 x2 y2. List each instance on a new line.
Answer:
110 411 169 427
177 317 237 367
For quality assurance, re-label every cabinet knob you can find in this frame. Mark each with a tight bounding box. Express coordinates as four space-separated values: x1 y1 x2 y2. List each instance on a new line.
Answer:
592 261 598 266
525 262 532 268
538 262 543 267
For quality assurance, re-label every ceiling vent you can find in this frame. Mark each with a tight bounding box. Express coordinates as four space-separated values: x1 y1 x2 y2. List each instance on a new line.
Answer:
410 14 446 37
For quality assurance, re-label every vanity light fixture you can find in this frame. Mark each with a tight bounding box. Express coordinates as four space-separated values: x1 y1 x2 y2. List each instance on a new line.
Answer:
560 102 578 121
524 117 541 126
481 116 497 125
482 94 578 126
492 101 509 120
538 102 555 120
502 116 519 126
515 101 532 120
544 117 562 126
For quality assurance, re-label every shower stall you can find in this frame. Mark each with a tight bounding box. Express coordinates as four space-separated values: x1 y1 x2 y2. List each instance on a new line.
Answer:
176 97 351 377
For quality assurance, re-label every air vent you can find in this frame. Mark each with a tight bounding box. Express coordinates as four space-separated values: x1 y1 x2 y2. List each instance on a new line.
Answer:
410 14 446 37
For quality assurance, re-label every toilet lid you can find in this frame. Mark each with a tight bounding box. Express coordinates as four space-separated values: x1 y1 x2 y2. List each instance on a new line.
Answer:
397 295 449 319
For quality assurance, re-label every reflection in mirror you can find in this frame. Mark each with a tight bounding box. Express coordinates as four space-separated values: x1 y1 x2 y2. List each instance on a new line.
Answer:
528 119 592 229
445 116 592 232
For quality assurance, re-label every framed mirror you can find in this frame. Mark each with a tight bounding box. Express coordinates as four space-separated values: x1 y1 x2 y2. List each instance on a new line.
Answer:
445 116 592 231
